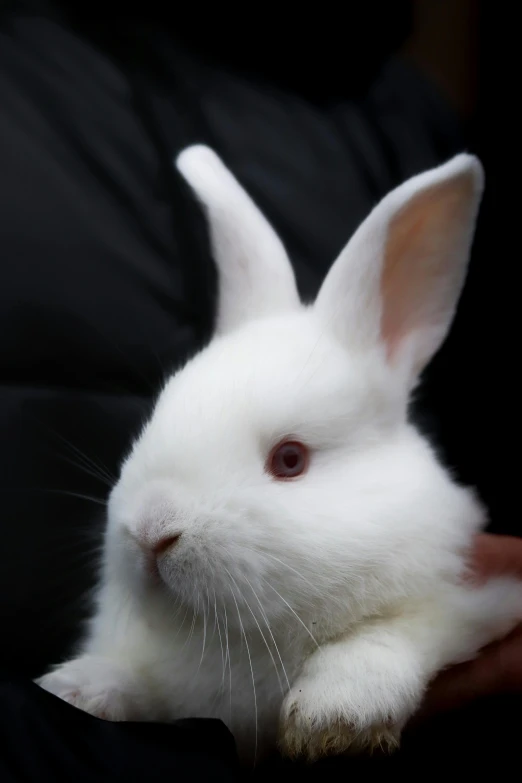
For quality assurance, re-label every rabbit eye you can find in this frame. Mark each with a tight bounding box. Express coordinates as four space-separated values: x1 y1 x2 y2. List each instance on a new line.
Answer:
267 440 309 480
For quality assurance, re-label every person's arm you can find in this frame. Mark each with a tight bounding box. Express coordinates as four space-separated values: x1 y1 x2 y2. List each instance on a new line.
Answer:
418 533 522 718
0 674 238 783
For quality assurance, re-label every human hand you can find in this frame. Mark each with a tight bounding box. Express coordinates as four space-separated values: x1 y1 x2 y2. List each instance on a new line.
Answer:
419 533 522 718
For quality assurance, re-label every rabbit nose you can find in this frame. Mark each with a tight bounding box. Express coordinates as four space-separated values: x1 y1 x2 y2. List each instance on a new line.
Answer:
149 534 181 556
133 531 182 557
137 534 181 582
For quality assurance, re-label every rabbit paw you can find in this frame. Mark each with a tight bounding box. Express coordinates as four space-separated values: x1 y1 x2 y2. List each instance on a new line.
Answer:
36 655 140 721
280 689 400 761
279 677 404 761
279 635 424 762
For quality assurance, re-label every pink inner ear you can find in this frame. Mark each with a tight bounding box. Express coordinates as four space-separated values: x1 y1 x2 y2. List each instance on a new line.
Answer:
380 178 474 365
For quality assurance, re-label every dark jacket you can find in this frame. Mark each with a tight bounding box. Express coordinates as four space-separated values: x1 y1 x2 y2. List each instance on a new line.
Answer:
0 3 515 781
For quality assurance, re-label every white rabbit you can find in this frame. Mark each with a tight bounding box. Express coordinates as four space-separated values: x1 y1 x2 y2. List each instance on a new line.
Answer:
38 146 522 763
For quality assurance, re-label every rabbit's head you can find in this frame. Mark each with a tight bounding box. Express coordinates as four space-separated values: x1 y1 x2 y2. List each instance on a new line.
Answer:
106 147 484 634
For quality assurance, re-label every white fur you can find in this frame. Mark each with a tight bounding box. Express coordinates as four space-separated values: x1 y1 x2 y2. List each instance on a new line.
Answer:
38 147 522 763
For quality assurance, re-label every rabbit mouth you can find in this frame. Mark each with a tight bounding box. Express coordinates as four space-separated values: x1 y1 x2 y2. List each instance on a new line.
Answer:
124 528 308 633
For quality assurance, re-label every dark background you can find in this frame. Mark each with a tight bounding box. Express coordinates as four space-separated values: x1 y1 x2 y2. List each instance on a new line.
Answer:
0 0 515 684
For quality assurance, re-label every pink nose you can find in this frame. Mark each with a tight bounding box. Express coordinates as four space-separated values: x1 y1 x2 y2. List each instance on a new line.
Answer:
137 534 181 581
149 534 181 555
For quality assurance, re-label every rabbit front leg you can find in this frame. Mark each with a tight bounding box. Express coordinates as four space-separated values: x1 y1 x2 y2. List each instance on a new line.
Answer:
279 617 435 761
36 584 166 722
36 654 153 721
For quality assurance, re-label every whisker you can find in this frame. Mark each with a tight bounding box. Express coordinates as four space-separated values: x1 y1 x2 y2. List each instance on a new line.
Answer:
261 551 316 588
223 567 284 695
243 574 291 693
222 602 232 724
206 587 217 645
182 607 197 653
295 329 327 385
24 488 108 507
213 589 226 687
262 578 320 648
49 428 116 485
196 589 208 674
227 577 258 766
173 602 191 641
53 453 114 488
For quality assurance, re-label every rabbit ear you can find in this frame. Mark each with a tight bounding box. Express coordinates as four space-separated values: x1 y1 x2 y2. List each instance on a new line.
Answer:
314 154 484 387
176 146 300 335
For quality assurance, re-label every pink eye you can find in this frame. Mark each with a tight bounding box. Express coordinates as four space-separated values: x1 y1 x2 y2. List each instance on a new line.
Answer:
267 440 309 480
